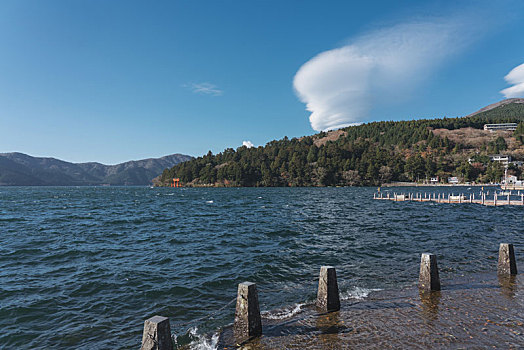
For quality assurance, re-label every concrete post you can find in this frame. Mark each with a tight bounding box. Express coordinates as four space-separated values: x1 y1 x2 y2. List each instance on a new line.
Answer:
141 316 173 350
234 282 262 342
419 253 441 292
498 243 517 275
316 266 340 312
494 193 497 206
508 194 510 205
438 193 441 203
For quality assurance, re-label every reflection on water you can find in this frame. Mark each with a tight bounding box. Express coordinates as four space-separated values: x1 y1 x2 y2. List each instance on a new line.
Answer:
498 274 518 299
419 290 441 322
316 311 344 348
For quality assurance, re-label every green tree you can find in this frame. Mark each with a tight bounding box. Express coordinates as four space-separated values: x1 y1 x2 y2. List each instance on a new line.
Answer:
486 162 504 183
405 155 425 181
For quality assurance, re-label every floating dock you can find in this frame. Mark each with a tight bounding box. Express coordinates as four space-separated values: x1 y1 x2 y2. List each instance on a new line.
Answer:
374 191 524 206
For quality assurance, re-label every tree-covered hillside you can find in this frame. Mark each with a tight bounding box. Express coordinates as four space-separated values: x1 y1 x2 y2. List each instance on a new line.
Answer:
160 102 524 187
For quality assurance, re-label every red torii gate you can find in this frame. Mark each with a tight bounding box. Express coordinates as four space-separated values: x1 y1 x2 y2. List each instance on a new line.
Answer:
172 178 180 187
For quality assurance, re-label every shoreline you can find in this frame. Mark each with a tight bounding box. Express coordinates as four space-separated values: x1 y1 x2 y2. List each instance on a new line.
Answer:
216 272 523 349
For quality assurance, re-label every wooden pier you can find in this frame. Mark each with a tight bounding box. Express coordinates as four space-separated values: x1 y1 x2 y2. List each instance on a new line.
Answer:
374 191 524 206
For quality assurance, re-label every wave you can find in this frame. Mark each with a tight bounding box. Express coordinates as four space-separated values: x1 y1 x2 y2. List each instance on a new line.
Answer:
262 302 308 320
340 286 382 301
174 327 219 350
261 286 380 321
0 217 25 222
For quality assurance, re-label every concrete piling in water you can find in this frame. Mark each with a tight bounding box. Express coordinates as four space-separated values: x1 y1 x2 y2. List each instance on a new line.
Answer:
419 253 441 292
498 243 518 275
141 316 173 350
234 282 262 342
316 266 340 312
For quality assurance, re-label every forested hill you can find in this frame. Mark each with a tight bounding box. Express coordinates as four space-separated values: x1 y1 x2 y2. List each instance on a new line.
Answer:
160 101 524 187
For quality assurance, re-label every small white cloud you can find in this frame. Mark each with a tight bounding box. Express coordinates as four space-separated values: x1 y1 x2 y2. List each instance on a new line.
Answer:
293 17 481 131
187 82 223 96
242 140 254 148
500 63 524 98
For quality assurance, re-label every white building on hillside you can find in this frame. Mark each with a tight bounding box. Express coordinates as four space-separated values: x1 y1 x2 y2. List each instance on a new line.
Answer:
490 155 511 166
483 123 518 132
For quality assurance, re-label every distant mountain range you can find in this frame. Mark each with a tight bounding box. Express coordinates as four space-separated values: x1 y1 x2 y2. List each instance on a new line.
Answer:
0 153 193 186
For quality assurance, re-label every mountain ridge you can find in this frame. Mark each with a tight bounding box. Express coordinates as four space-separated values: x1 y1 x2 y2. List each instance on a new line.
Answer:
466 98 524 118
0 152 193 186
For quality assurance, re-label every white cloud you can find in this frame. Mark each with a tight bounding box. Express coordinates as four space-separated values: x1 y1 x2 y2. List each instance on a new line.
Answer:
500 63 524 98
187 82 223 96
293 17 480 131
242 140 254 148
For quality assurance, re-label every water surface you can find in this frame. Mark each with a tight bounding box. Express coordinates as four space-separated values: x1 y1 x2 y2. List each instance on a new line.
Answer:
0 187 522 348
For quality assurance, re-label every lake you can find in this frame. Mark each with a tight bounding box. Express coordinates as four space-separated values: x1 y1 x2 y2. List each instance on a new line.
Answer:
0 186 522 348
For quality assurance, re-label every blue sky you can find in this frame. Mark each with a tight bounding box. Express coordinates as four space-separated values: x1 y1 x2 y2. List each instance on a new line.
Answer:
1 0 524 164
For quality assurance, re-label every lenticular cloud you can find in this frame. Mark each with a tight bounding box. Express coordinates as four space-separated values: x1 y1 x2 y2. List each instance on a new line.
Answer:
293 19 476 131
500 63 524 98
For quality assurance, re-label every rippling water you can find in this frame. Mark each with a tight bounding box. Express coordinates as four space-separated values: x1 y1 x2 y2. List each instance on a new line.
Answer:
0 187 522 348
